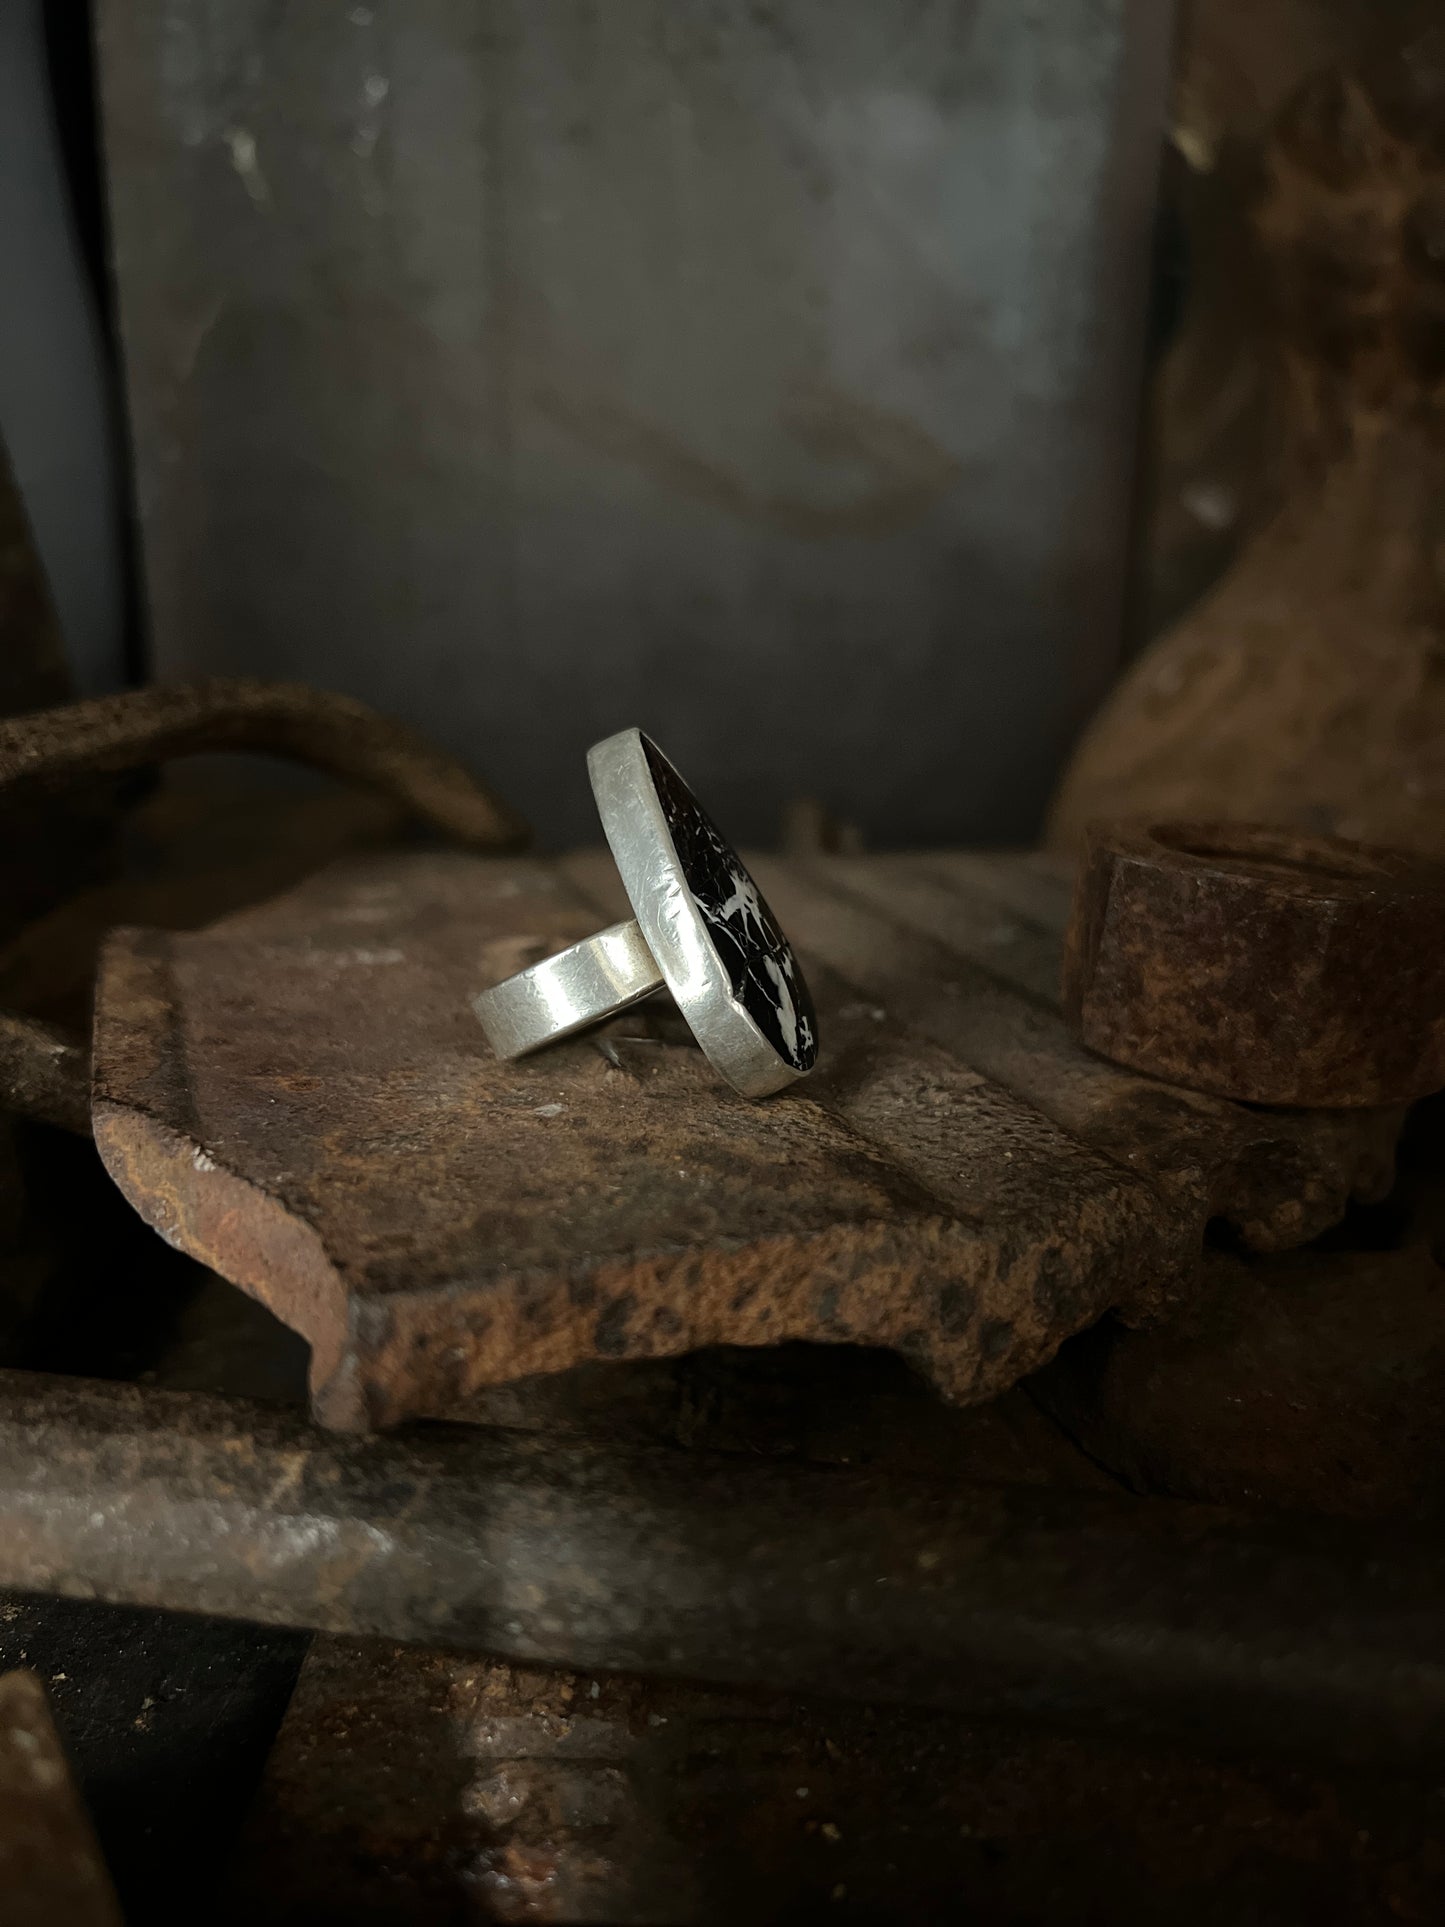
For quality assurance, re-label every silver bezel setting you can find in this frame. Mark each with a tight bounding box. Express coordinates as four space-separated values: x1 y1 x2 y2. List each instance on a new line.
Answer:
588 729 808 1099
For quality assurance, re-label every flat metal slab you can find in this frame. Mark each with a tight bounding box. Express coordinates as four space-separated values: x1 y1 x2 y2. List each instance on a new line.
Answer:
91 850 1400 1429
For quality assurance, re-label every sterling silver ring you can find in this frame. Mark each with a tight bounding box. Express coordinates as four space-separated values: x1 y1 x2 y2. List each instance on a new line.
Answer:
472 729 818 1098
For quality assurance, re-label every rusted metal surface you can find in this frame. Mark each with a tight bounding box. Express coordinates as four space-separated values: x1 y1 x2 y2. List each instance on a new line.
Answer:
3 1284 1102 1917
1051 21 1445 858
0 680 524 1125
230 1637 1445 1925
91 848 1401 1428
1036 1241 1445 1522
1034 1094 1445 1519
696 848 1401 1251
0 1670 123 1927
0 1013 90 1135
1062 822 1445 1107
3 1368 1445 1766
0 679 527 849
0 784 433 1035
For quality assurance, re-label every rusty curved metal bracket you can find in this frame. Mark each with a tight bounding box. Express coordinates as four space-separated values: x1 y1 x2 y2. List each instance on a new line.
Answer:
0 678 529 1130
0 678 529 849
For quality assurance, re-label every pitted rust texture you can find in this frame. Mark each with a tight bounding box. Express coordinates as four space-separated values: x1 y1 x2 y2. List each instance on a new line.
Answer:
0 1671 122 1927
90 848 1402 1429
1062 822 1445 1107
4 1368 1445 1767
740 849 1401 1253
0 678 528 851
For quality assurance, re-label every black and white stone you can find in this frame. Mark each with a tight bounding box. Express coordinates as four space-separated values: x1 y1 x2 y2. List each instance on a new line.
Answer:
643 737 818 1074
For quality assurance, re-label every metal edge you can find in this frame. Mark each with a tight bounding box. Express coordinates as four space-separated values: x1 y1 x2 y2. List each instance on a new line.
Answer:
587 728 803 1099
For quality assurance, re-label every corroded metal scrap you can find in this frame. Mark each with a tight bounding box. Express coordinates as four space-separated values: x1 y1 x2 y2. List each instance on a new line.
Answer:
91 847 1402 1429
1063 822 1445 1107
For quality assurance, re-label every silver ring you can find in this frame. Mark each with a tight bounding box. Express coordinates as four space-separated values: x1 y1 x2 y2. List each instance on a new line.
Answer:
473 729 818 1098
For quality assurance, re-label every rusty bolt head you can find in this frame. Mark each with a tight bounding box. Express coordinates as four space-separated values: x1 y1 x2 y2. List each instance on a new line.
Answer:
1062 822 1445 1107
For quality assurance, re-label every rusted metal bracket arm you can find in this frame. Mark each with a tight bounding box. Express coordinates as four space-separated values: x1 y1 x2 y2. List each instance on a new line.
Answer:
2 1368 1444 1767
0 678 529 850
0 1014 89 1135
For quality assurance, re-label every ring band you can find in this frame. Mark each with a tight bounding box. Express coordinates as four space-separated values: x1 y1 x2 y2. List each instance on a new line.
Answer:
471 729 818 1099
474 919 663 1059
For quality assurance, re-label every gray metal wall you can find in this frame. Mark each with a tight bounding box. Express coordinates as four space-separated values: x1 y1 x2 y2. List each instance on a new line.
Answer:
1 1 127 694
99 1 1172 846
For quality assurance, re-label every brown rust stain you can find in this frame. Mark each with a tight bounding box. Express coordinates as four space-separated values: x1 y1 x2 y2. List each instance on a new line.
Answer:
338 1212 1123 1432
750 852 1400 1246
93 1103 351 1406
90 848 1407 1431
1062 821 1445 1107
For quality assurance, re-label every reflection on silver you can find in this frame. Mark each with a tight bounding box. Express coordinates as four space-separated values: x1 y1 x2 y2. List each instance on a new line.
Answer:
472 729 816 1099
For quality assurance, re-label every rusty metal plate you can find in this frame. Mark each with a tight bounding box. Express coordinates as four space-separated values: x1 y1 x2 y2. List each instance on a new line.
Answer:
91 850 1401 1429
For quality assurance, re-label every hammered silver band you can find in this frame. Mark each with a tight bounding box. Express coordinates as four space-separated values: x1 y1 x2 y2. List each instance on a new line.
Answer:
473 918 664 1060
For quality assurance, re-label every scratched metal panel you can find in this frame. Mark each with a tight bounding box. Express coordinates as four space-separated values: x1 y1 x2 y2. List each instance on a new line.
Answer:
97 1 1170 846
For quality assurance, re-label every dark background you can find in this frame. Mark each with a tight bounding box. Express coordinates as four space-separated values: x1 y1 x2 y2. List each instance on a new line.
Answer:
5 0 1172 847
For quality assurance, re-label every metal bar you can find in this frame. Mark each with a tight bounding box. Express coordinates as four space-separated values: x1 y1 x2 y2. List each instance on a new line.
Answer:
0 1369 1442 1766
0 679 528 849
